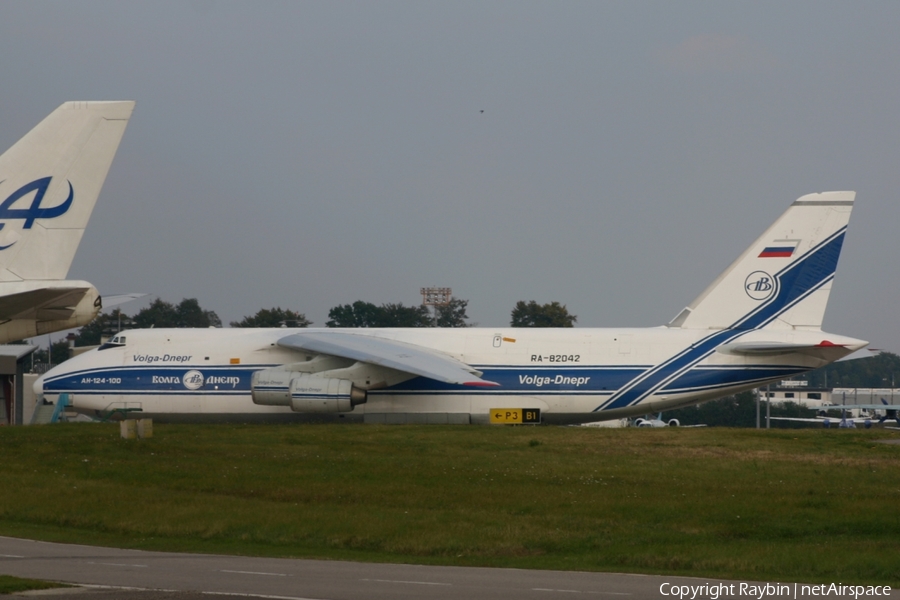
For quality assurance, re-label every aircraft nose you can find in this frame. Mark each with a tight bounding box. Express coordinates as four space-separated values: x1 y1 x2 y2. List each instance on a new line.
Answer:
33 372 46 398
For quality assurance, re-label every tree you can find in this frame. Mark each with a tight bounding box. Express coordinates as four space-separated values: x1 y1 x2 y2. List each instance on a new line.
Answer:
326 301 433 327
70 298 221 349
31 339 71 366
133 298 221 329
804 351 900 388
133 299 178 328
663 392 827 428
75 309 133 346
326 301 383 327
379 303 433 327
174 298 222 328
664 391 759 427
434 297 470 327
510 301 577 327
231 307 311 328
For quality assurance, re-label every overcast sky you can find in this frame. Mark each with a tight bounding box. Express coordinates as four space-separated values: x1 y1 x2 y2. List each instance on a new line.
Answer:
3 2 899 352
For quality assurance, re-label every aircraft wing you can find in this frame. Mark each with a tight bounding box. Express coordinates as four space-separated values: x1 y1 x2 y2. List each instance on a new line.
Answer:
101 293 148 309
769 417 832 423
0 287 92 321
815 404 900 411
769 416 876 426
277 331 500 387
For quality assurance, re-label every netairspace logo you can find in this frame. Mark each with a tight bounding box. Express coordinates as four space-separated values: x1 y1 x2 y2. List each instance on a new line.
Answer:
659 582 892 600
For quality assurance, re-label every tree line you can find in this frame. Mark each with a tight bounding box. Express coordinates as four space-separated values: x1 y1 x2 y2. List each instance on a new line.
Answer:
73 296 577 339
26 297 578 362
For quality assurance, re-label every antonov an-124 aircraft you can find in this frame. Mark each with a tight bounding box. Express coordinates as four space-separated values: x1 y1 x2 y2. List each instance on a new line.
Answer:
36 192 866 424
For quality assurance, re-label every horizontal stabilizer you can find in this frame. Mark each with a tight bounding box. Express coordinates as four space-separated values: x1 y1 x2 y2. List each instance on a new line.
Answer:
0 285 92 321
836 347 880 362
718 340 846 356
716 332 867 362
277 331 500 387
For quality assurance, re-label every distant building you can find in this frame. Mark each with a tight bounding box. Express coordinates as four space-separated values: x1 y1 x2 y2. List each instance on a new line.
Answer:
0 345 39 425
761 384 900 408
762 383 832 407
830 387 900 406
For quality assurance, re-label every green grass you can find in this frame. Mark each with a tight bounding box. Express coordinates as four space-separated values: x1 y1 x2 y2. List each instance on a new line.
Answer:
1 424 899 584
0 574 69 594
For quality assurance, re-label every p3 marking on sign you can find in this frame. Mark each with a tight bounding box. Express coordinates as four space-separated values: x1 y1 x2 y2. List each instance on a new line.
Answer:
490 408 541 424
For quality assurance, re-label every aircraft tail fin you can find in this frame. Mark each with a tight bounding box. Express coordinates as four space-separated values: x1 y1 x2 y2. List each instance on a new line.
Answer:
669 192 855 331
0 101 135 281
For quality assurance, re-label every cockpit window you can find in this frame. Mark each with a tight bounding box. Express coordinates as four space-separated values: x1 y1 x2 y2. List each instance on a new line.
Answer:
98 335 126 351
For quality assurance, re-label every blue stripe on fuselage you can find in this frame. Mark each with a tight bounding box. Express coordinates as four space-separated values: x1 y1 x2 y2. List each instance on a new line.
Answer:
661 366 808 393
44 364 808 401
42 366 262 394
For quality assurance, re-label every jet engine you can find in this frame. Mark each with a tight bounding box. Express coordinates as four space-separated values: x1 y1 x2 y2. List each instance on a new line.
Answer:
251 369 366 413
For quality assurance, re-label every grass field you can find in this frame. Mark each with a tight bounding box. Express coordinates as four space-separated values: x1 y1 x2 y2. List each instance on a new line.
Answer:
1 423 898 584
0 574 69 594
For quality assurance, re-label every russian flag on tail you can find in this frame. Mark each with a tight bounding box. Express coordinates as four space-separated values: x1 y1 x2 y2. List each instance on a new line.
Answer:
759 241 798 258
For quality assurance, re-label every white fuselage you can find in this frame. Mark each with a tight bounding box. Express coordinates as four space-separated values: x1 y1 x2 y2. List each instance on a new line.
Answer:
36 326 864 424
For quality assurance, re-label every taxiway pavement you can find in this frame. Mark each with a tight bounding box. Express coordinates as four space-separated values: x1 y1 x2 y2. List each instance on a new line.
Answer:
1 536 894 600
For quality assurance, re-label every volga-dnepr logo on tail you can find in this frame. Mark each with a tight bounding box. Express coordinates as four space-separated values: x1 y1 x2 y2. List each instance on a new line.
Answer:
744 271 775 301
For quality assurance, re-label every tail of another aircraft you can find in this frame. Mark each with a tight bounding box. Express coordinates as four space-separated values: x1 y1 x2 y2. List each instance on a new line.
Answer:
669 192 855 331
0 101 135 281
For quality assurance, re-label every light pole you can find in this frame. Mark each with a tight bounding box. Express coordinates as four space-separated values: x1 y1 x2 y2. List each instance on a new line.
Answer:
756 387 761 429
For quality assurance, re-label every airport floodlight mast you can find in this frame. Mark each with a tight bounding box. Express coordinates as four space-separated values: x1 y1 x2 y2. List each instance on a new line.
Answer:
421 287 452 307
421 287 452 322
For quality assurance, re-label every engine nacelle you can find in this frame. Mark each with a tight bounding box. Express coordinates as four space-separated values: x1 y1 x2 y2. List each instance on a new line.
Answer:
289 374 364 413
251 368 293 406
251 369 366 413
667 418 680 427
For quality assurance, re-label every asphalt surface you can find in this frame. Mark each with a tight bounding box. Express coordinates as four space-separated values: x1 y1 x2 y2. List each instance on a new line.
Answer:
1 536 895 600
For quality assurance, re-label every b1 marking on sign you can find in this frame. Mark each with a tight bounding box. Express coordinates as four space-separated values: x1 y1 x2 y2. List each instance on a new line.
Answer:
490 408 541 424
